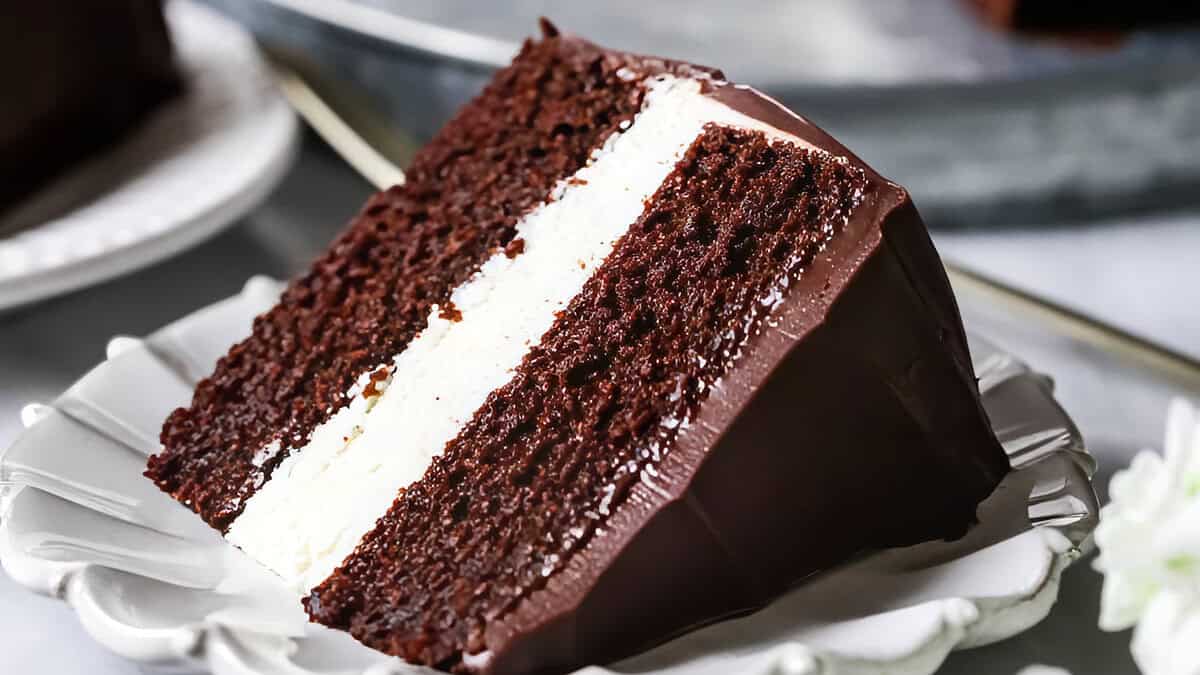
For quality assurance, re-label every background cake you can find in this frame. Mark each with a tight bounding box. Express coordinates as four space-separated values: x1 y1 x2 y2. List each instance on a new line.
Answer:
0 0 180 212
147 23 1008 675
968 0 1200 33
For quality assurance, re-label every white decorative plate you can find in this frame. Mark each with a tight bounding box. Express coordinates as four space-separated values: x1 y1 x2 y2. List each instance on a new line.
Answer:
0 276 1098 675
0 1 298 311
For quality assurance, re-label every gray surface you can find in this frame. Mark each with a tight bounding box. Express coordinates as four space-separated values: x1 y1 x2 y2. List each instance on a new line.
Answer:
1 140 1198 673
938 212 1200 363
207 0 1200 227
368 0 1186 85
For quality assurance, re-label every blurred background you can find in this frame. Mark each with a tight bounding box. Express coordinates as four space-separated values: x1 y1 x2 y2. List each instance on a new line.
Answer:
1 1 1198 673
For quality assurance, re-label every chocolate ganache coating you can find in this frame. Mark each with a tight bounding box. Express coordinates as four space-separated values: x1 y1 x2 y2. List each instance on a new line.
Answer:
477 88 1007 675
307 77 1007 674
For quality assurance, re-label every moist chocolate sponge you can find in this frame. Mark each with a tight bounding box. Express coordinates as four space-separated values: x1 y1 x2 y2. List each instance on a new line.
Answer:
306 121 1008 673
148 32 705 530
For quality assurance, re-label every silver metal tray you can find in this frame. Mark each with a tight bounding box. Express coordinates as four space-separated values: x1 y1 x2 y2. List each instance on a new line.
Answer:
205 0 1200 226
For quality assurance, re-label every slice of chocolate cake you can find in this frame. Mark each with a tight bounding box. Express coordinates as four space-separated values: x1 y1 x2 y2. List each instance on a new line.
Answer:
147 22 1009 675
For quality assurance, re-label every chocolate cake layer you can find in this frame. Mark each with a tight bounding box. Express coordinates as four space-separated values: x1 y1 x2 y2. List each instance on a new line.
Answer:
306 120 1007 674
148 33 684 530
0 0 181 211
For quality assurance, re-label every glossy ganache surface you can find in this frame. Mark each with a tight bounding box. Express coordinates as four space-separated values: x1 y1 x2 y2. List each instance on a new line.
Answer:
477 105 1007 675
307 125 871 667
308 109 1007 673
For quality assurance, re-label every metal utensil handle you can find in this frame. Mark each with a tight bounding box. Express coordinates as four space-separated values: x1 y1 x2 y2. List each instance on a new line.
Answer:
946 262 1200 390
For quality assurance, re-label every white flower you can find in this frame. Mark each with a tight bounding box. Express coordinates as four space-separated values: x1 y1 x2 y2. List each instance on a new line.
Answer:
1133 589 1200 675
1095 398 1200 675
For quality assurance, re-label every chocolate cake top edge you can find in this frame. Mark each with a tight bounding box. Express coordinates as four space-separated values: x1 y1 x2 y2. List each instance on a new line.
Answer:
555 25 905 201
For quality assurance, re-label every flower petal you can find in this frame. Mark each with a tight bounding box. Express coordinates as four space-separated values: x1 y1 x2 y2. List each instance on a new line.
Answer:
1099 567 1160 631
1132 589 1200 675
1164 399 1200 496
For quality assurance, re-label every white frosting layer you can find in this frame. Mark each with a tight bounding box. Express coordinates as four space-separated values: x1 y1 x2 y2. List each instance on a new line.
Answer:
226 75 810 594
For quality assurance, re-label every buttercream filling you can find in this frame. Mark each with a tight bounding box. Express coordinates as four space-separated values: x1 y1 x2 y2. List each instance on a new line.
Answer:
225 74 819 593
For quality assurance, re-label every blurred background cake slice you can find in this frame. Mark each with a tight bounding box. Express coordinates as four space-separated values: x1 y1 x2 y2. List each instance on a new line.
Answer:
0 0 181 213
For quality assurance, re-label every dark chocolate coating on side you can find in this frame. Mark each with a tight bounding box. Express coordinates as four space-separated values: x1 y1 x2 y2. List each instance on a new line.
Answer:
475 86 1007 675
309 124 872 669
304 76 1007 673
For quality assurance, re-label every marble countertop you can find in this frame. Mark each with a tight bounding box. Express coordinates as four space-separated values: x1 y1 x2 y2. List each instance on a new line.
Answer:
1 141 1196 674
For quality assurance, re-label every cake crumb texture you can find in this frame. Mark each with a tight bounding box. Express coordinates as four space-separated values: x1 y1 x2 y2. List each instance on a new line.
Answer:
306 127 867 671
147 34 669 530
